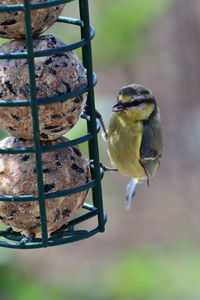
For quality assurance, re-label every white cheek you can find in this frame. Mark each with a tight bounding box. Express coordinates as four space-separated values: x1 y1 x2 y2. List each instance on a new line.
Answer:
128 103 145 112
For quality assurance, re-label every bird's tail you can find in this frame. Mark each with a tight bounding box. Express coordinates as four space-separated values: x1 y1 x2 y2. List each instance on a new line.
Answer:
126 178 139 210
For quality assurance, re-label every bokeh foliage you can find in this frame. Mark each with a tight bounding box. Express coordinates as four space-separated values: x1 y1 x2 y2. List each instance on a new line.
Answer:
1 244 200 300
92 0 173 65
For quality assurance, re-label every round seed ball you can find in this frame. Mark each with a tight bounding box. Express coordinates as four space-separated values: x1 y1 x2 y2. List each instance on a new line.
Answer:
0 136 90 237
0 0 64 39
0 35 87 140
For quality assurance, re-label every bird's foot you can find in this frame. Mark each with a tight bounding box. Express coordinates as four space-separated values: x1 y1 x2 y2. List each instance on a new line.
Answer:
100 163 118 172
89 159 118 173
84 105 108 141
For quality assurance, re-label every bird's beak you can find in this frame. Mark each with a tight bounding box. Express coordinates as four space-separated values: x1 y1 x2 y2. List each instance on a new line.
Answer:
112 101 124 112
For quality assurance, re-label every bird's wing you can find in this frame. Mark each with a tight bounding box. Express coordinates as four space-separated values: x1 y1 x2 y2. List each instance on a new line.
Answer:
140 158 161 180
139 116 163 180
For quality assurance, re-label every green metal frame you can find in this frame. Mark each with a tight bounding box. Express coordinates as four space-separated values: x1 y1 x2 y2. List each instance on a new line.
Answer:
0 0 106 249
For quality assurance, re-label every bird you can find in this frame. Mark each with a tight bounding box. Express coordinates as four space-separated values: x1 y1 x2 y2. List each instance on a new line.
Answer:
105 83 163 209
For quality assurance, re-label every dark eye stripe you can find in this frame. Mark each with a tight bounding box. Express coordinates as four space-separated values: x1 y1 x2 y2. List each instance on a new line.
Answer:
123 97 155 108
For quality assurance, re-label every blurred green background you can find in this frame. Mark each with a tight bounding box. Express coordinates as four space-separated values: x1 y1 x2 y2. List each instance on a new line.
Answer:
1 0 200 299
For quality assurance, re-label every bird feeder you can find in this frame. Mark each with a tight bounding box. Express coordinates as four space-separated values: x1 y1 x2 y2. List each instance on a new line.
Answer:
0 0 106 249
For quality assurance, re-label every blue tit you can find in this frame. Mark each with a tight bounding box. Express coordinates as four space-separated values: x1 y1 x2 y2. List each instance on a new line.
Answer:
107 83 163 209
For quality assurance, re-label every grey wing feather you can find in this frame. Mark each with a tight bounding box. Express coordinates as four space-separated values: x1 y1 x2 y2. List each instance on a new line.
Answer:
139 113 163 179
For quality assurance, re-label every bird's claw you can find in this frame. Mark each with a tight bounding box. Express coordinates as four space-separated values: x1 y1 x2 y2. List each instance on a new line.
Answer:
89 160 118 172
84 105 108 141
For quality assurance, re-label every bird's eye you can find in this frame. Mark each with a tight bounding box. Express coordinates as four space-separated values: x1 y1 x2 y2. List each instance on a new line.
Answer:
124 99 142 108
131 100 141 106
131 95 145 103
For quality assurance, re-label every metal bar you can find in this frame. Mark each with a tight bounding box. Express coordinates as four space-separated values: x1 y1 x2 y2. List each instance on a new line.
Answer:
0 194 38 202
0 0 74 12
0 132 94 154
0 213 107 249
0 226 99 249
0 38 85 60
0 180 96 202
23 0 48 246
0 4 24 11
31 0 74 9
0 71 97 108
0 117 100 155
0 19 95 61
79 0 105 232
49 211 98 237
57 16 84 27
44 180 96 199
0 203 107 245
0 116 100 155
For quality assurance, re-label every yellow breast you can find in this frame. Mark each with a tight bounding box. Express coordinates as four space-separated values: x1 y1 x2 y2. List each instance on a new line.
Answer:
108 112 146 178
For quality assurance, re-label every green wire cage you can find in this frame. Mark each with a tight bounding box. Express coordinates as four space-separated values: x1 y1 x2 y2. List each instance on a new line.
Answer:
0 0 106 249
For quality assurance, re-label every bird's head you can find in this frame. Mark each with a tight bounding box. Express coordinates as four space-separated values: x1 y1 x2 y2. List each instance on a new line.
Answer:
112 84 157 121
